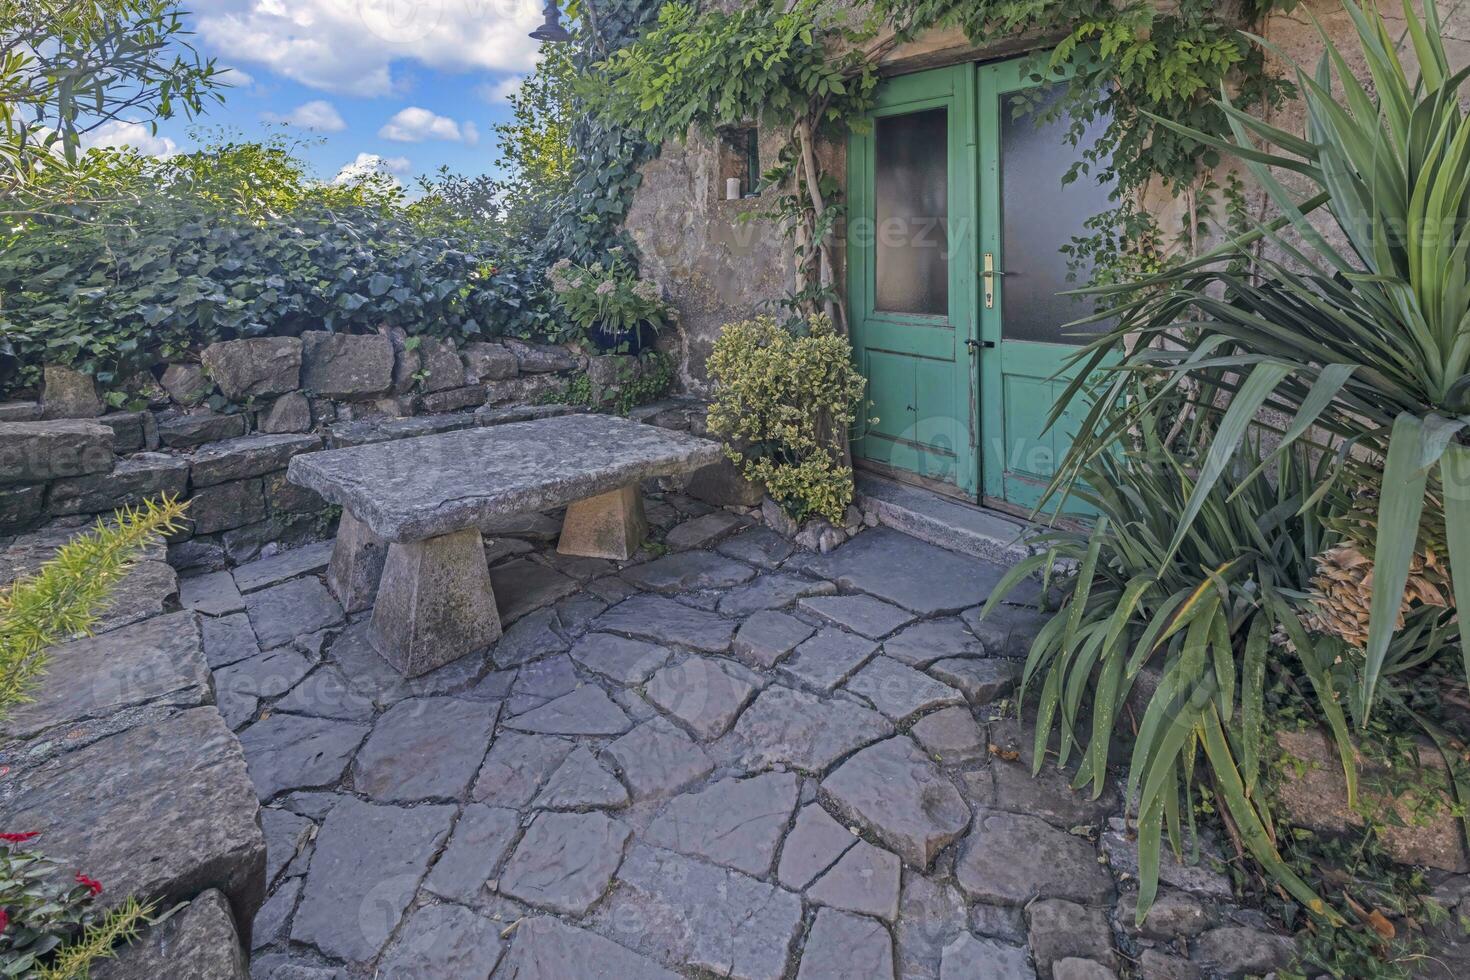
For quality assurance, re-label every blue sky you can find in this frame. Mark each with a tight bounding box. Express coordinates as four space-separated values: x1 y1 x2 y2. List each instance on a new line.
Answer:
86 0 546 187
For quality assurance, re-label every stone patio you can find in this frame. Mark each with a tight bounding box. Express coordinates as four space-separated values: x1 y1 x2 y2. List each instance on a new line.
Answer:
180 489 1294 980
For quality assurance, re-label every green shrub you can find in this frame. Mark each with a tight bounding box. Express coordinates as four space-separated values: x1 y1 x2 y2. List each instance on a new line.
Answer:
1 833 153 980
546 248 673 344
706 314 866 524
0 192 551 396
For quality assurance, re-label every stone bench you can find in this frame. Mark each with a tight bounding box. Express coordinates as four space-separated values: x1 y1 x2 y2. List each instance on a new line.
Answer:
286 413 723 677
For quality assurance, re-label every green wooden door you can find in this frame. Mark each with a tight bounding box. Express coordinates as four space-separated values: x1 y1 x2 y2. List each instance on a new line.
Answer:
976 59 1115 512
847 58 1111 508
846 64 979 496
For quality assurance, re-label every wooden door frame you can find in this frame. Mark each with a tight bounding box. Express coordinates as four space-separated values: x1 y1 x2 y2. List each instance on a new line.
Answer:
845 63 980 499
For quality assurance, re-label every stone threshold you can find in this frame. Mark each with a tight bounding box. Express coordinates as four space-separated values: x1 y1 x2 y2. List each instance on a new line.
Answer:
853 472 1036 566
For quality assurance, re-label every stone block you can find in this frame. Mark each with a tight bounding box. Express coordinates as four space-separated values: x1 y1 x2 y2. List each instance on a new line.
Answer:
0 400 41 422
0 610 207 747
505 337 577 373
0 484 43 528
419 384 486 413
686 456 764 506
257 391 312 433
370 528 501 676
263 470 325 513
586 354 635 385
189 479 268 535
160 362 214 406
326 411 477 448
1276 727 1470 872
156 409 247 449
94 889 247 980
2 707 267 927
301 330 394 398
482 373 566 405
327 510 387 613
47 452 189 515
97 411 153 452
0 419 115 484
558 484 648 560
190 433 323 487
201 337 302 400
41 364 103 418
418 337 466 392
462 341 518 382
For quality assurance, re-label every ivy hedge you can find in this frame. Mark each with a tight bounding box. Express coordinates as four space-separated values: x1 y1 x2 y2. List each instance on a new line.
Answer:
0 197 554 397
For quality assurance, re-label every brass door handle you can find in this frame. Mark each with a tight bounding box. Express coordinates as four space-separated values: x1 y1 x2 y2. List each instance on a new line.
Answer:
982 252 1007 308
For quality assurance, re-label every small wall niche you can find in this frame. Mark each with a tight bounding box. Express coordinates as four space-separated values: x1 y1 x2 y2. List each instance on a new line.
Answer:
717 125 760 200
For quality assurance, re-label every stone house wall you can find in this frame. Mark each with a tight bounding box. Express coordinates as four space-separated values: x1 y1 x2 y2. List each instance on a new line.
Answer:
625 0 1470 393
0 331 660 567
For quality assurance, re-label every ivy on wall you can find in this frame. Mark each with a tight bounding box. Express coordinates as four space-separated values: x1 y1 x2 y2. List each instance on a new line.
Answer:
591 0 1297 307
542 0 668 267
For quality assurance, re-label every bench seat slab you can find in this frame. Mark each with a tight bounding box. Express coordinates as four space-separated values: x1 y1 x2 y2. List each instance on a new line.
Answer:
558 484 649 561
369 527 502 677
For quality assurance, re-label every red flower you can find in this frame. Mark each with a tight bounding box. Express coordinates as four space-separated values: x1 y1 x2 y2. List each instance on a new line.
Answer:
0 908 8 934
74 873 102 896
0 832 38 844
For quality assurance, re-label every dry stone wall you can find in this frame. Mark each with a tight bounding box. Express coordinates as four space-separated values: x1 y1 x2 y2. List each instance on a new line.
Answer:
0 330 632 568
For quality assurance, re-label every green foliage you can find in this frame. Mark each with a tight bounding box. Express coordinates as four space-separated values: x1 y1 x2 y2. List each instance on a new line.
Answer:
491 43 577 240
1 834 154 979
593 0 878 321
0 0 223 197
546 248 672 340
542 0 666 267
0 143 552 394
541 350 674 415
707 315 866 524
867 0 1293 280
1050 0 1470 724
985 422 1354 923
595 0 876 145
0 497 187 721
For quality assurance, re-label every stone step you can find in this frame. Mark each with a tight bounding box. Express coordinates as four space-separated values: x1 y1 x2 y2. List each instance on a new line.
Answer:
853 472 1034 565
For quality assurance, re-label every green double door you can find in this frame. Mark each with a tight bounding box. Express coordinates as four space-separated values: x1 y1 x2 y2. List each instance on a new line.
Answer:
846 57 1113 511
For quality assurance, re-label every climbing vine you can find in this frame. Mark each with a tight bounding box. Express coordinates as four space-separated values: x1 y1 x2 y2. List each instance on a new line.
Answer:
543 0 668 267
591 0 1295 308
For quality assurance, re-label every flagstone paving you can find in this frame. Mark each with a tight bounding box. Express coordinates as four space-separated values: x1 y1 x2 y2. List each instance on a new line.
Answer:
163 489 1302 980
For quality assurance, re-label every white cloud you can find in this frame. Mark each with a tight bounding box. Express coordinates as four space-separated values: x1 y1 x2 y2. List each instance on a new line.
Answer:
262 99 347 132
222 65 255 88
82 120 179 157
332 151 412 185
193 0 543 98
378 106 478 144
477 74 523 103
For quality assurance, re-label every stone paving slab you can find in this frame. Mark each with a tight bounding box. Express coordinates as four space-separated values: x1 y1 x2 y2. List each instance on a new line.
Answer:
290 796 454 962
134 490 1308 978
2 707 266 924
594 844 804 980
0 611 209 741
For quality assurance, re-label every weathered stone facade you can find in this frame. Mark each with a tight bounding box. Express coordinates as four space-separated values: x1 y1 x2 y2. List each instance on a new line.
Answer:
624 1 1469 392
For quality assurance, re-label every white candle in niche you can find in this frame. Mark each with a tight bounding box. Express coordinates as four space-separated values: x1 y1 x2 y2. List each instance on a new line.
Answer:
726 177 741 200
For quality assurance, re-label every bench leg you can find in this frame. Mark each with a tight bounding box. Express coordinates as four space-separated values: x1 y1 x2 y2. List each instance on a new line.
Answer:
327 510 388 614
369 527 502 677
558 484 648 561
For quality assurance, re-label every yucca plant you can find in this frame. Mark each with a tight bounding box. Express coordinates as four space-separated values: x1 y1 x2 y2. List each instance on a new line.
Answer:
1050 0 1470 727
987 414 1363 920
